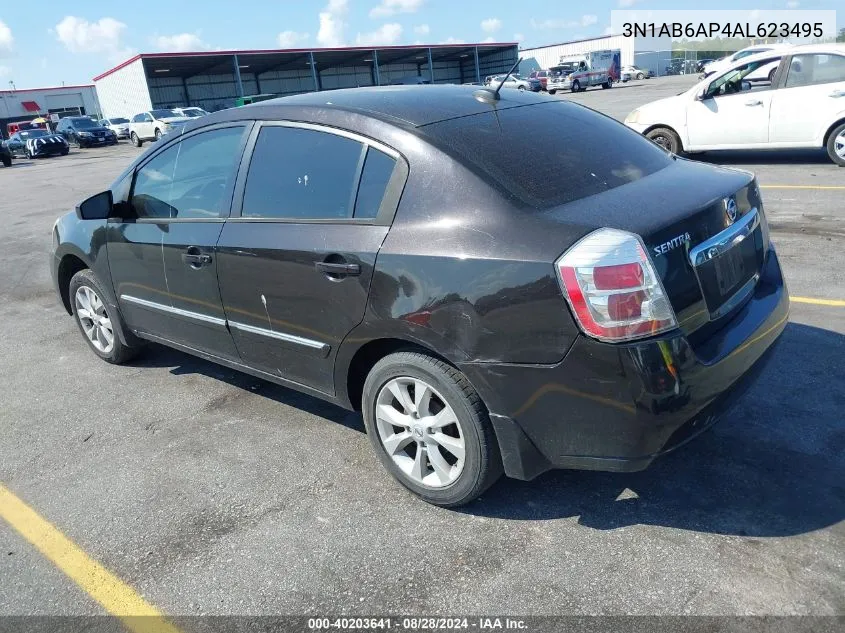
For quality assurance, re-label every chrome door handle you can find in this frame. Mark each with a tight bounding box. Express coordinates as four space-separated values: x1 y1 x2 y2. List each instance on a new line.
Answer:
745 100 763 106
181 247 212 267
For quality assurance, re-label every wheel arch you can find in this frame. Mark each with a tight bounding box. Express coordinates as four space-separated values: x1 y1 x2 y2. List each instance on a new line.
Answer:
57 252 90 315
822 117 845 147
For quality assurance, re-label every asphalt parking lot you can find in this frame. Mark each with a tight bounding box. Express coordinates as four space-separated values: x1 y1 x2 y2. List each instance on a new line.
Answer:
0 75 843 623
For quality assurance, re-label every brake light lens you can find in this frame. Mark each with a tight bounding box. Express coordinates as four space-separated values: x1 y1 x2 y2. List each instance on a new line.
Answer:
556 228 678 342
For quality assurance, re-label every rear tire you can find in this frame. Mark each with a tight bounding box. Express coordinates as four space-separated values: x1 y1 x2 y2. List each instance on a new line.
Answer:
646 126 682 155
362 351 502 507
25 149 32 159
154 128 163 141
548 89 557 95
602 78 613 89
637 72 644 80
69 269 141 365
131 132 142 147
826 122 845 167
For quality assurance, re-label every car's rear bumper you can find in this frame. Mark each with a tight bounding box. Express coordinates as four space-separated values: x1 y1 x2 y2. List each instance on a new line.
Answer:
461 247 789 480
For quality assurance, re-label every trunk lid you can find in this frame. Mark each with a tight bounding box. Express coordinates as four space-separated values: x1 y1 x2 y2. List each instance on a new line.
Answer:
542 158 768 336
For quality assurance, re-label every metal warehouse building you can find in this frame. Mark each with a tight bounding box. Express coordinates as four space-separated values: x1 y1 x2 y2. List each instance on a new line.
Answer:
520 33 671 77
93 43 518 119
0 85 101 137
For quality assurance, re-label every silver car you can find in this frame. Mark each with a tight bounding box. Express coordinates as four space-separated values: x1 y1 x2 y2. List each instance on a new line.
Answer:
485 74 536 91
99 117 130 139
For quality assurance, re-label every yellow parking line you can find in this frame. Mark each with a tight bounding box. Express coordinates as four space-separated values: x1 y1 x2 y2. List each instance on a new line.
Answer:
760 185 845 190
0 483 181 633
791 296 845 307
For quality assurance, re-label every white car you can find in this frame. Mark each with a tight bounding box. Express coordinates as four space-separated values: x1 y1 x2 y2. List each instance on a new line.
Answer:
622 65 652 80
173 107 210 118
702 43 792 83
625 44 845 166
99 117 131 139
128 109 191 146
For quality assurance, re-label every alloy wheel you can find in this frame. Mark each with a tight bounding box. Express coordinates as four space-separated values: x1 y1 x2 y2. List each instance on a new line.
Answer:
375 377 465 488
74 286 114 354
835 131 845 160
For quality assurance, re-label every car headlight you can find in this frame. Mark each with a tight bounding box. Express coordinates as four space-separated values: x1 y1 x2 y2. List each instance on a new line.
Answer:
625 109 641 125
78 131 92 137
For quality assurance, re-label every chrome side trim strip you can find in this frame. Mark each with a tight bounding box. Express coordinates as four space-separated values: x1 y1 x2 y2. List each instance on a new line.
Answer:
689 207 760 267
120 294 227 327
228 320 329 352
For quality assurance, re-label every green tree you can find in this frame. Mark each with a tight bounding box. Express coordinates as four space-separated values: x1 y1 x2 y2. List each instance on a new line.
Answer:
837 27 845 43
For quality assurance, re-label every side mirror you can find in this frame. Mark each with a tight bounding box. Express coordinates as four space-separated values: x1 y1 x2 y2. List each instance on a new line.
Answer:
76 190 113 220
741 80 752 92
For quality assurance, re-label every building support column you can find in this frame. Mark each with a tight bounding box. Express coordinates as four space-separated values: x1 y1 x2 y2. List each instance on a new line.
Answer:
309 52 321 91
182 76 190 106
474 46 481 84
232 54 245 97
427 47 434 83
373 50 381 86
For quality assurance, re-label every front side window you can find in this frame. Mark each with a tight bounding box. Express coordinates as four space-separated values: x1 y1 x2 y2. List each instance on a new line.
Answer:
242 126 367 220
706 57 781 97
785 53 845 88
130 126 245 220
131 114 144 123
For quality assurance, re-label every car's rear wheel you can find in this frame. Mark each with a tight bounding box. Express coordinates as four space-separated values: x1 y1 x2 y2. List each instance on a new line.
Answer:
517 85 525 91
362 351 502 507
637 72 644 80
826 122 845 167
154 128 163 141
1 155 10 167
548 89 556 95
646 126 682 155
602 78 613 89
131 132 142 147
25 149 32 159
69 269 140 364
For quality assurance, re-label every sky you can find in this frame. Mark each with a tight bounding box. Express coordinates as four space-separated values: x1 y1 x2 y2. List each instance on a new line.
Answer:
0 0 841 89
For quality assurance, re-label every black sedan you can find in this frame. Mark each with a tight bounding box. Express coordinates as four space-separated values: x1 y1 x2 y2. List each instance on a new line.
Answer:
55 116 117 148
7 129 69 158
50 85 788 507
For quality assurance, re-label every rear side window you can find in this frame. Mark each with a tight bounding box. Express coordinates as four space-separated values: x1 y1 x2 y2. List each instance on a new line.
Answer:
241 126 397 221
423 101 672 209
785 53 845 88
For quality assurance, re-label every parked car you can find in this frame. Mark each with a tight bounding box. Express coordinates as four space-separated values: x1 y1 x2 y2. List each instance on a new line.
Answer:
486 74 541 91
625 44 845 166
0 139 11 167
528 69 551 90
6 129 69 158
128 109 191 146
622 65 653 80
696 58 715 73
173 107 210 118
99 117 131 139
51 85 788 507
546 71 573 94
55 117 117 149
701 44 792 82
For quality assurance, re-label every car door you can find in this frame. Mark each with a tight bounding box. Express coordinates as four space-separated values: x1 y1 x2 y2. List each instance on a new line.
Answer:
109 122 251 359
216 122 407 395
138 113 154 139
769 52 845 146
686 57 781 149
7 133 22 156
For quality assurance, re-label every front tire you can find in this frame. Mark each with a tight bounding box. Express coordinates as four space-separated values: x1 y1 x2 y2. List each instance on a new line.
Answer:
131 132 142 147
548 89 557 95
1 155 10 167
362 351 502 507
636 72 644 80
571 80 581 92
25 149 32 159
826 122 845 167
646 126 682 155
69 269 140 364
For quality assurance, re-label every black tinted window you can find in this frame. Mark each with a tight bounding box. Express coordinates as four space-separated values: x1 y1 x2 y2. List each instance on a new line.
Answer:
354 148 396 218
242 126 365 220
131 126 244 220
424 101 672 208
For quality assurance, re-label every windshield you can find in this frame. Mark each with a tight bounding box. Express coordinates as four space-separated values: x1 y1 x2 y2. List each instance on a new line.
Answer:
20 130 50 138
181 108 207 117
425 101 672 209
109 118 130 124
151 109 180 119
71 118 98 129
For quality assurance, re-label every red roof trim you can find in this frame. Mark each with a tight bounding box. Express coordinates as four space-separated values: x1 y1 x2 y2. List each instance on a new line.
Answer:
1 84 94 94
21 101 41 112
92 43 519 82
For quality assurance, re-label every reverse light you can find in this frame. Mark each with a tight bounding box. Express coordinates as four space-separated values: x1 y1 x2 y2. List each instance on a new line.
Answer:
556 228 678 343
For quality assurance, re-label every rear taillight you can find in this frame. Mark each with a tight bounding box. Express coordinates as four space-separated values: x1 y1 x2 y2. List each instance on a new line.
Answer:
556 228 678 343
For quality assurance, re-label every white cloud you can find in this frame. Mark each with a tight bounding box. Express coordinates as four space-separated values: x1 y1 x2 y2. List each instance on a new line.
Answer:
513 32 525 42
356 23 403 46
530 15 599 30
370 0 424 18
413 24 430 36
481 36 496 43
0 20 13 56
0 65 10 78
786 0 799 7
318 0 348 47
278 30 309 48
152 33 209 52
54 16 127 54
618 0 637 7
439 36 465 44
481 18 502 34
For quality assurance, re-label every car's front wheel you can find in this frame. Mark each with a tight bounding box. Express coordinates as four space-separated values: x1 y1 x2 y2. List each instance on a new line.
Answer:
571 80 580 92
827 122 845 167
69 269 140 364
131 132 142 147
1 155 10 167
637 72 644 80
362 351 502 507
646 126 682 155
25 149 32 159
549 89 556 95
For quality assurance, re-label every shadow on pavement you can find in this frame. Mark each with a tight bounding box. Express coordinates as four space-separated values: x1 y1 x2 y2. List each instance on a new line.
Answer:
465 322 845 537
694 148 831 166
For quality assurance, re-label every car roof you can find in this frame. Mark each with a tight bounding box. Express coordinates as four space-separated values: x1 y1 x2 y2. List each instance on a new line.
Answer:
242 84 547 128
733 42 845 66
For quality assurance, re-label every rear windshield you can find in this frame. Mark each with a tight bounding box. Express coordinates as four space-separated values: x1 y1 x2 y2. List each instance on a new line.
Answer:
423 101 672 208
